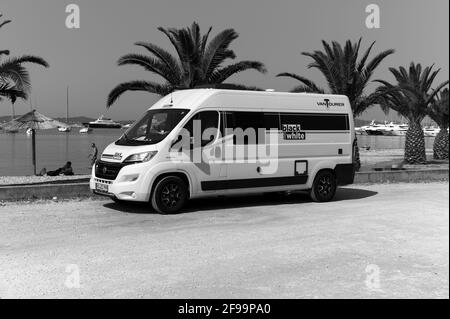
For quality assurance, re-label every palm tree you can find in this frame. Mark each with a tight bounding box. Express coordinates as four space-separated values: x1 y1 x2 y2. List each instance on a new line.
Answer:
0 16 49 119
276 38 395 170
0 56 50 121
375 63 449 164
428 88 449 160
107 22 266 107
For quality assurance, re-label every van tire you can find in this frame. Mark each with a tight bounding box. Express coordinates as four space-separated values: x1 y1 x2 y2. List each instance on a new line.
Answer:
310 170 337 202
151 176 188 214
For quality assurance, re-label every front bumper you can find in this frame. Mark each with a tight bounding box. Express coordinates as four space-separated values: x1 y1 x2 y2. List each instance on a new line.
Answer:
90 160 151 202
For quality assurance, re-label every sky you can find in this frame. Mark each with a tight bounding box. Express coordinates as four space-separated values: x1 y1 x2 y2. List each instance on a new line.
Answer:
1 0 449 121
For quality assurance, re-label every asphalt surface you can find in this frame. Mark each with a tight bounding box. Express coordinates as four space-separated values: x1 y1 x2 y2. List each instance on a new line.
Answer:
0 182 448 298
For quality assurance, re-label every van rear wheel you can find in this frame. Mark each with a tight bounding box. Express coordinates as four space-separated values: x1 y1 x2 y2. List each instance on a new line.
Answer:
151 176 188 214
310 170 337 202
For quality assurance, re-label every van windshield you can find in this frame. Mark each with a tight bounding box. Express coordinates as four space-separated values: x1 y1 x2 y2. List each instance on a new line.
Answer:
116 108 189 146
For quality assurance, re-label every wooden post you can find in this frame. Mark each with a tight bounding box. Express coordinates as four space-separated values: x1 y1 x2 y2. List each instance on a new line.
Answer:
32 129 37 175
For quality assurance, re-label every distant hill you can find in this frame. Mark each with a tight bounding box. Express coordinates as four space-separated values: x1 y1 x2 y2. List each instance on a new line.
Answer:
54 116 96 125
0 114 95 124
0 115 96 125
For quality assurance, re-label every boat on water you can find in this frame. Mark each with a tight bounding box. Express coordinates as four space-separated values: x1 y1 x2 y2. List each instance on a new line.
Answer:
355 126 368 135
381 122 408 136
58 126 71 132
84 115 122 129
355 121 409 136
361 121 386 135
79 126 92 134
423 126 440 137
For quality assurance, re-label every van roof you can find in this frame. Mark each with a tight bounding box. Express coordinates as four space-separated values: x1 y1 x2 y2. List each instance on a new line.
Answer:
149 89 351 113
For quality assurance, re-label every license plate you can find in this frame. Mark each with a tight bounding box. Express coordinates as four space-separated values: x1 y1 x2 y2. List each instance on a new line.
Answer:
95 183 109 193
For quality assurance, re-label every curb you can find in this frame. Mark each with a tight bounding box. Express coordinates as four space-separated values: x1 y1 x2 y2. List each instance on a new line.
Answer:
355 168 449 184
0 169 448 202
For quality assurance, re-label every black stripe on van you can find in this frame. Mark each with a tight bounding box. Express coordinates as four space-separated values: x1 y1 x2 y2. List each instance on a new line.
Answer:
223 111 350 131
201 175 308 191
279 113 349 131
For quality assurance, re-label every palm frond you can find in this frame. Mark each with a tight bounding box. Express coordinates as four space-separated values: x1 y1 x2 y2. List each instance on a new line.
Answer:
134 41 182 81
429 88 449 127
107 80 172 107
12 55 49 68
0 19 12 29
209 61 266 83
194 83 263 91
202 29 238 79
118 53 178 84
0 60 31 91
0 83 27 103
276 72 324 93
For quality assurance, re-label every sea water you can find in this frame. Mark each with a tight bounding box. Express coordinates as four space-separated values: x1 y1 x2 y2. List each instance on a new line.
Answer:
0 130 436 176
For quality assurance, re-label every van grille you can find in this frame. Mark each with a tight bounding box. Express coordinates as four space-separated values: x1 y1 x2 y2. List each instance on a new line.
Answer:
95 160 130 180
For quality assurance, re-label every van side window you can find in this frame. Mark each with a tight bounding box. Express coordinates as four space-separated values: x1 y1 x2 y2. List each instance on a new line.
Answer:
263 113 280 131
183 111 219 147
224 111 266 145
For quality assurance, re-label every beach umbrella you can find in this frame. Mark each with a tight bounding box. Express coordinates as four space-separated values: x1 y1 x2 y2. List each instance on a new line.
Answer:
0 110 68 175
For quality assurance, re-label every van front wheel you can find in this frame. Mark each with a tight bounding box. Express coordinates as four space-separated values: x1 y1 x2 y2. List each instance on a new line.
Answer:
151 176 188 214
310 171 337 202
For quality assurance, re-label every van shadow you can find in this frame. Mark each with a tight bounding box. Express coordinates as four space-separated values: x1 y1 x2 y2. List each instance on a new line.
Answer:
102 187 378 215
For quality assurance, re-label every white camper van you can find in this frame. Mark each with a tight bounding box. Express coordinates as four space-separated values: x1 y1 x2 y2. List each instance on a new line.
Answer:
90 89 355 213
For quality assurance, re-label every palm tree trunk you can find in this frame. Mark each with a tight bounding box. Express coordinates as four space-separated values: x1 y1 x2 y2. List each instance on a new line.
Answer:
11 102 15 121
353 136 361 171
433 126 449 160
404 121 426 164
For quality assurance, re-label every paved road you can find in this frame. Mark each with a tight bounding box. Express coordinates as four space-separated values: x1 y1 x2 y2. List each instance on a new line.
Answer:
0 182 448 298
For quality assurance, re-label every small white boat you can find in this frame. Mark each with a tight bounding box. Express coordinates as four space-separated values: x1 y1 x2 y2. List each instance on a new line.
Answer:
84 115 122 129
355 126 368 135
58 126 71 132
423 126 440 137
360 121 386 136
79 127 92 134
382 123 408 136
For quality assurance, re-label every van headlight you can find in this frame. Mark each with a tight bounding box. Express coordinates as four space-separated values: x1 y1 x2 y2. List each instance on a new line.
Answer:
123 151 157 163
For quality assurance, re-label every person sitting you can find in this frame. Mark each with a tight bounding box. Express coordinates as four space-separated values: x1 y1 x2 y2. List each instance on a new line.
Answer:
44 162 74 176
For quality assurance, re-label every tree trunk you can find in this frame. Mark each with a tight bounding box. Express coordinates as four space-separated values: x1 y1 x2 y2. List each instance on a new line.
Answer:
404 121 426 164
353 136 361 171
11 102 15 121
433 127 449 160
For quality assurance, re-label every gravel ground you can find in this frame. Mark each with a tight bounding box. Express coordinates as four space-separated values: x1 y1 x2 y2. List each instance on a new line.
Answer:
0 182 448 299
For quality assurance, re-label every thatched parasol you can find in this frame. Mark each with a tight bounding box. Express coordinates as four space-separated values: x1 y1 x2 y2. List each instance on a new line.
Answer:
1 110 68 175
